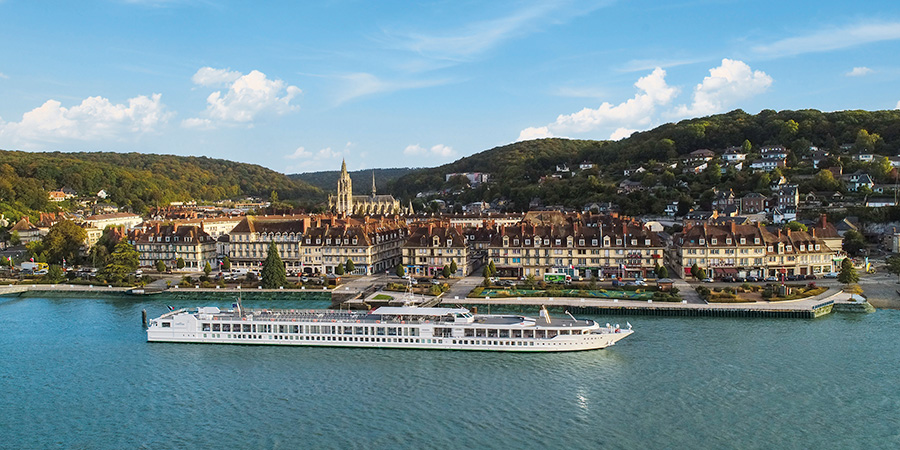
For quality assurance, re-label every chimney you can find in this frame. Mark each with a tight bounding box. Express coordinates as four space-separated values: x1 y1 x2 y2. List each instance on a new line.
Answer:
786 228 791 237
812 228 816 238
730 221 736 235
199 220 205 231
777 228 781 238
820 214 827 229
428 222 433 235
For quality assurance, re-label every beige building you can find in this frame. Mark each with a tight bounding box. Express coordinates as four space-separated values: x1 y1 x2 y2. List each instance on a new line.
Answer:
485 214 665 280
84 212 143 230
327 160 403 215
228 215 407 275
673 220 840 279
402 223 471 277
132 224 217 271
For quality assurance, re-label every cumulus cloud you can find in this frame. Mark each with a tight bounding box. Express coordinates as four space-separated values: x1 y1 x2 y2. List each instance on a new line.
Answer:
517 126 554 141
0 93 171 145
517 67 677 141
285 146 312 160
846 66 873 77
610 127 637 140
184 67 301 127
403 144 455 157
673 59 772 118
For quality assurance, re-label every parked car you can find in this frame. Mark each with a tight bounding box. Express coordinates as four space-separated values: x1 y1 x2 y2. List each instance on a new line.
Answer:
805 274 818 280
721 276 736 283
765 276 778 282
430 279 442 285
300 276 309 282
745 276 759 282
786 274 800 281
702 278 714 283
824 272 839 278
633 279 647 286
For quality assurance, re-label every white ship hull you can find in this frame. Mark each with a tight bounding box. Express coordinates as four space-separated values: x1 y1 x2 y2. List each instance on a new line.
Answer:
147 306 633 352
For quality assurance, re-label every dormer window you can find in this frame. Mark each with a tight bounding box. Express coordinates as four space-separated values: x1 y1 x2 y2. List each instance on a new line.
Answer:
352 238 358 245
754 238 760 244
786 245 792 252
327 238 332 245
514 239 519 246
645 239 651 246
525 239 531 245
579 239 585 246
699 238 705 245
740 238 746 245
711 238 717 245
543 239 550 246
726 238 732 245
815 244 820 250
631 239 637 246
316 238 321 245
616 239 622 246
768 246 774 252
555 239 561 246
592 239 598 246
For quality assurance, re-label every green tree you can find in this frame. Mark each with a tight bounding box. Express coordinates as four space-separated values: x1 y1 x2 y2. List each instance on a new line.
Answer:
885 255 900 283
90 244 110 268
395 264 405 278
222 256 231 271
483 264 493 278
43 220 87 265
204 261 212 276
656 265 668 279
442 265 451 278
449 260 458 276
742 139 752 153
176 257 185 269
9 231 20 246
261 241 287 288
155 260 166 272
488 260 496 275
842 230 867 257
524 274 536 289
784 221 808 232
345 258 355 274
335 262 345 276
102 241 139 283
690 263 702 280
45 264 65 283
837 258 859 285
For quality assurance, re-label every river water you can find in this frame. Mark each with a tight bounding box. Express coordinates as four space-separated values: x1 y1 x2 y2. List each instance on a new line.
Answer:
1 296 898 450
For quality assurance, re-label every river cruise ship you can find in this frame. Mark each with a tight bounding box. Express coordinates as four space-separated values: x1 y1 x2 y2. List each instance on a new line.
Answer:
146 305 633 352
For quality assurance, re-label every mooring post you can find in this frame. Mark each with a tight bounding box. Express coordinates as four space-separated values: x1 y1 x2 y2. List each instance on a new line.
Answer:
142 309 148 328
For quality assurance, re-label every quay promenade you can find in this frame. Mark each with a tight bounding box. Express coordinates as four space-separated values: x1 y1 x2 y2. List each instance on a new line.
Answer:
1 280 872 319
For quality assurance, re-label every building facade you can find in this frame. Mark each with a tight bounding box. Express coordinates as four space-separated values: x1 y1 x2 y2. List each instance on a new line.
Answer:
132 224 217 271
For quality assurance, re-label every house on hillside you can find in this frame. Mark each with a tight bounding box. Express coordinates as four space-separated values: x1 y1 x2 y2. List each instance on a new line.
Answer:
722 146 746 162
853 153 875 162
683 149 715 164
579 161 595 170
683 162 708 174
740 192 767 214
844 172 874 191
810 150 830 168
750 157 786 172
760 146 789 159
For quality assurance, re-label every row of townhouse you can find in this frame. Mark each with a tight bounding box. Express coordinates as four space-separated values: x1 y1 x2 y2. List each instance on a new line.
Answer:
401 223 472 277
672 217 842 279
131 224 218 270
480 217 665 280
226 215 408 275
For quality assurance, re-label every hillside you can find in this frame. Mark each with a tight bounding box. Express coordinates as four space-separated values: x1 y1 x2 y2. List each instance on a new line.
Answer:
289 167 417 192
385 108 900 213
0 150 323 218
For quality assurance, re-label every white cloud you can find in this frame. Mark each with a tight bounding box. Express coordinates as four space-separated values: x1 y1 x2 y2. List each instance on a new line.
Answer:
0 93 171 145
334 72 450 104
0 72 8 79
285 146 312 160
185 67 301 127
896 100 900 109
846 66 873 77
753 21 900 58
403 144 455 157
191 67 242 86
518 67 677 141
517 126 554 142
673 59 772 118
610 127 637 140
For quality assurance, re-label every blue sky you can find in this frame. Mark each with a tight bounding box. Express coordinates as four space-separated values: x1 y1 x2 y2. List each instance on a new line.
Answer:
1 1 900 174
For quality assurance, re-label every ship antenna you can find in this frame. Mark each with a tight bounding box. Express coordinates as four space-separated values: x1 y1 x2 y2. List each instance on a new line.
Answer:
236 291 244 317
565 310 577 322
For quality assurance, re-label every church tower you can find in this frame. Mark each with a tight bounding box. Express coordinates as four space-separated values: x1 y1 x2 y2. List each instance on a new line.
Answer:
371 170 377 197
336 159 353 215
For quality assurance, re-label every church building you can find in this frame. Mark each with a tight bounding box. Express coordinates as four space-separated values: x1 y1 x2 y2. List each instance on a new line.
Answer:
328 160 405 215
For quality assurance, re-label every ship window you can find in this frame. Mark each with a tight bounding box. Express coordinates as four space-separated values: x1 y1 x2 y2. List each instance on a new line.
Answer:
222 324 230 332
212 324 221 332
387 327 398 336
499 330 509 338
523 330 533 338
487 329 498 338
465 329 475 337
476 329 486 337
354 326 364 335
161 322 171 328
376 327 385 336
202 323 210 331
243 324 251 332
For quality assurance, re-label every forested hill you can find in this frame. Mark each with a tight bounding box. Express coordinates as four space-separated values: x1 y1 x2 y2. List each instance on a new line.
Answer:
383 108 900 211
0 150 323 217
289 167 416 192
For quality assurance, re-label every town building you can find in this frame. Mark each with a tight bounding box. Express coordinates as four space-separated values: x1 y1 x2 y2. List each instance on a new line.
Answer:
401 223 471 277
132 224 217 271
83 212 144 230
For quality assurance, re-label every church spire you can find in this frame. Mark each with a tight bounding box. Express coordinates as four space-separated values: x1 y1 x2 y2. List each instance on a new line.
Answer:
341 159 348 174
371 170 376 197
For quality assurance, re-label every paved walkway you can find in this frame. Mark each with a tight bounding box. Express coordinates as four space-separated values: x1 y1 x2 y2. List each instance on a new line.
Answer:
672 278 705 304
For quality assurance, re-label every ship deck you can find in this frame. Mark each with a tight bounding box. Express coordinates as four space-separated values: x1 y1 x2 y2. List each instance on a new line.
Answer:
204 309 595 328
